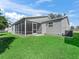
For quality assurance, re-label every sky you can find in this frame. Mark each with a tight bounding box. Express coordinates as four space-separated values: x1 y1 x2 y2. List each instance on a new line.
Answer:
0 0 79 26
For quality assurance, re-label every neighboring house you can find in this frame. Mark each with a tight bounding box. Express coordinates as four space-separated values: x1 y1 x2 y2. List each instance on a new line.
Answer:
10 14 70 36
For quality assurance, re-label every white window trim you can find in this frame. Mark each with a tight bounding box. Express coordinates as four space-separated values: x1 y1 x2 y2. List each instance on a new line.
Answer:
48 22 53 27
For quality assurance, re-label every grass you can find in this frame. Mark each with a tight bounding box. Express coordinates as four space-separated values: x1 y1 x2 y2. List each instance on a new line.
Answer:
0 32 79 59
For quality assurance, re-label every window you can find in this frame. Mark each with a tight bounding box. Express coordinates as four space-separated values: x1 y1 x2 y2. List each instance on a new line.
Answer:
48 22 53 27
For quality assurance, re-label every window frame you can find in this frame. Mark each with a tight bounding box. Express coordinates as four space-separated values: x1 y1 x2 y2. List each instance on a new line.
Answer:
48 21 53 27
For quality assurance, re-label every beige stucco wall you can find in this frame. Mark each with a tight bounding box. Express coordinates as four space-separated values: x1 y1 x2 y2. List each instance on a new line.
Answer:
45 20 62 35
61 17 70 34
41 23 46 34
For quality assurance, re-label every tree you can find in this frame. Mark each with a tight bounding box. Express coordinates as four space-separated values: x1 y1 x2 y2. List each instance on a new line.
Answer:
76 26 79 31
71 26 74 30
76 26 79 29
0 16 8 29
0 9 3 16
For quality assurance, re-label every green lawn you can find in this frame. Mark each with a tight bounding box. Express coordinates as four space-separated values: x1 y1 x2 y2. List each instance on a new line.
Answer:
0 33 79 59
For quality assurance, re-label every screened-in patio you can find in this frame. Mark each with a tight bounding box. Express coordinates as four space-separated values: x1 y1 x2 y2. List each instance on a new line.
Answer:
12 19 42 36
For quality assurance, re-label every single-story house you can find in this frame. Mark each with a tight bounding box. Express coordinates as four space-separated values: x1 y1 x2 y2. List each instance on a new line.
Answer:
10 14 70 36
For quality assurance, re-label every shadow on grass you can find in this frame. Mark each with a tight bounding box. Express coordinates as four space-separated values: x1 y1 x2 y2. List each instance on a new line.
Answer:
64 33 79 47
0 33 6 36
0 36 15 54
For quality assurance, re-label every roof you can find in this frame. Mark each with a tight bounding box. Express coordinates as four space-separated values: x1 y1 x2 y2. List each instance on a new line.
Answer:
12 14 69 25
26 16 68 23
12 16 48 25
